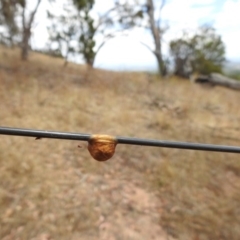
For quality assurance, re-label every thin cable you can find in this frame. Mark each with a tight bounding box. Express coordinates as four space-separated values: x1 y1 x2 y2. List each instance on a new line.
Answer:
0 126 90 141
117 136 240 153
0 126 240 154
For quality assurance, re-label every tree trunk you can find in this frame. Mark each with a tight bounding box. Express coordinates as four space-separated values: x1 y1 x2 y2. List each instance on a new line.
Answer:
155 52 166 77
21 27 31 61
192 73 240 90
20 0 41 61
147 0 166 78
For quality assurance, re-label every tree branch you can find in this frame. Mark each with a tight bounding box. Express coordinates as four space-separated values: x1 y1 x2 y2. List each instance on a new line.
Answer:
140 41 155 54
28 0 42 28
95 7 115 31
157 0 165 28
21 4 26 29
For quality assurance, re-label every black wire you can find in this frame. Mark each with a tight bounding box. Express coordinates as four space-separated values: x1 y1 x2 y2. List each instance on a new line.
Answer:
0 126 90 141
1 126 240 153
117 136 240 153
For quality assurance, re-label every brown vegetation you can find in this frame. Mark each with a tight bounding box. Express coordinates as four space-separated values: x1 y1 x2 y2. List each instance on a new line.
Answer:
0 47 240 240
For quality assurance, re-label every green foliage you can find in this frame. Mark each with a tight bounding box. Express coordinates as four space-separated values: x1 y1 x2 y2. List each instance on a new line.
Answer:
73 0 94 10
0 0 41 60
0 0 19 45
73 0 142 67
47 0 142 67
47 0 98 66
47 0 97 66
76 0 96 67
170 25 226 77
47 7 80 64
115 1 143 29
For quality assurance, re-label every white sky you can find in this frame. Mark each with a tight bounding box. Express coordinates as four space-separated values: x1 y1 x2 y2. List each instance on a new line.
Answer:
30 0 240 71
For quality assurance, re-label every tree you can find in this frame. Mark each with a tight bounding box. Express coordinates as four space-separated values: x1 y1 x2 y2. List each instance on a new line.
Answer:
47 0 97 67
74 0 143 67
170 25 225 78
0 0 19 46
20 0 42 60
0 0 42 60
73 0 96 67
47 6 80 66
170 36 194 78
140 0 168 77
47 0 142 67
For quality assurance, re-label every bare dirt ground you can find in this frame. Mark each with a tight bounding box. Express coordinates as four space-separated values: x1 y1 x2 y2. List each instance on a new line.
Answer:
0 47 240 240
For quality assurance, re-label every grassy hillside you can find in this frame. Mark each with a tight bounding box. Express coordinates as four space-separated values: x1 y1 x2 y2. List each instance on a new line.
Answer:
0 47 240 240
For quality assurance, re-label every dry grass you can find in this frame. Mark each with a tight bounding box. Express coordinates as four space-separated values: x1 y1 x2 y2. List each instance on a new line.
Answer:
0 46 240 240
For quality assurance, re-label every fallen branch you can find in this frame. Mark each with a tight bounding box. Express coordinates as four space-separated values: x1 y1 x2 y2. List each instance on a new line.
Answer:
192 73 240 90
